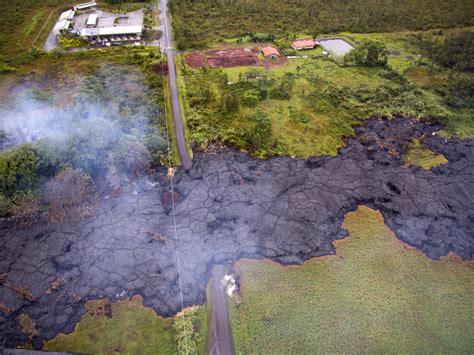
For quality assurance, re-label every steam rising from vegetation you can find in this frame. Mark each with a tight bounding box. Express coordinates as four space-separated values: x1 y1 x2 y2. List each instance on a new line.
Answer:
0 65 167 220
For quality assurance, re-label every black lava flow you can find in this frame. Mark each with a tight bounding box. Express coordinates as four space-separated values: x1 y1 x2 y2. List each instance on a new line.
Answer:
0 117 473 349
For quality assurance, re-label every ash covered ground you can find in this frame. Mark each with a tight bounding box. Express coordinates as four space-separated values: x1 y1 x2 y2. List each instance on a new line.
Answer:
0 117 473 348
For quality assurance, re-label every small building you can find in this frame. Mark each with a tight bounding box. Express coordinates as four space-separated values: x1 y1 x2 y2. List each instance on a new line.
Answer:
292 39 317 50
262 46 280 59
74 1 97 11
59 9 75 21
86 13 98 28
53 19 71 36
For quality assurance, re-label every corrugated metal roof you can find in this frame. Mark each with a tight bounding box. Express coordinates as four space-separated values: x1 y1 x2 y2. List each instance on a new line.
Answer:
86 14 98 26
74 2 97 10
81 25 142 37
54 19 71 31
59 10 75 21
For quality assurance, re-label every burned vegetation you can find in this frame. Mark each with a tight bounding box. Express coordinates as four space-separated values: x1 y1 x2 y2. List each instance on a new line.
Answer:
0 64 168 226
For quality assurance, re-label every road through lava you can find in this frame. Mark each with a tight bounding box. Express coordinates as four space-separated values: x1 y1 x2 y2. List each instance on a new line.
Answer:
0 117 473 348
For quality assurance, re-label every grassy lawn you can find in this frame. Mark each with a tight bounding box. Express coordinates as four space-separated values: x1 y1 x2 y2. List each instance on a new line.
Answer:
403 139 448 169
229 206 474 353
43 295 208 354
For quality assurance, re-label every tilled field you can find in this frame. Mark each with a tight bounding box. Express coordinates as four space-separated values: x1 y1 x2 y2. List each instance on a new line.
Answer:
0 117 473 349
185 47 261 68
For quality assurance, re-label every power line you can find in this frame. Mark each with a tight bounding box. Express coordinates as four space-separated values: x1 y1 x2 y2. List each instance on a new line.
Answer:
157 1 190 350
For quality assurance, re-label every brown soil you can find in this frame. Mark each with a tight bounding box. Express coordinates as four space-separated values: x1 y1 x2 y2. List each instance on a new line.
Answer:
208 56 260 68
185 52 207 69
185 46 263 69
206 47 259 58
152 61 169 75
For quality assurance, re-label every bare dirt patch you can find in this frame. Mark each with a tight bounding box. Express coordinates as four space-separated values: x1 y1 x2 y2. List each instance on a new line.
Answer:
207 56 260 68
186 46 262 68
152 61 169 76
185 52 207 68
206 47 259 58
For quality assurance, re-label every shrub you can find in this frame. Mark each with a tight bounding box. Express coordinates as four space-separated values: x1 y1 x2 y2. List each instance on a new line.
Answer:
0 145 39 197
0 63 16 74
241 89 261 107
246 109 273 152
109 136 152 176
172 308 199 355
0 194 11 217
10 191 40 227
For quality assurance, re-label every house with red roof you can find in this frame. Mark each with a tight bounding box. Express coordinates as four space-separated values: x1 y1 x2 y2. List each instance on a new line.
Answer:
292 39 318 50
262 46 281 59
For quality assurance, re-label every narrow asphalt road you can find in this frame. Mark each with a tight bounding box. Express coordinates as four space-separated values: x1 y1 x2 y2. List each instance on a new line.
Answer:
208 265 236 355
156 0 192 169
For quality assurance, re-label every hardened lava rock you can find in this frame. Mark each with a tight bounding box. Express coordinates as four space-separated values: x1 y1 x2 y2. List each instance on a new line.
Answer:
0 117 472 348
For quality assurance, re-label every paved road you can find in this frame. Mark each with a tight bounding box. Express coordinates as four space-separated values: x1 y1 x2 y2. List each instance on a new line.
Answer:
208 265 235 355
156 0 192 169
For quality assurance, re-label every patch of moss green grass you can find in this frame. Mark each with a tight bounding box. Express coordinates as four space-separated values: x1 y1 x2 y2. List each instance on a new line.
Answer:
403 139 448 169
44 295 207 354
44 296 176 354
230 206 474 354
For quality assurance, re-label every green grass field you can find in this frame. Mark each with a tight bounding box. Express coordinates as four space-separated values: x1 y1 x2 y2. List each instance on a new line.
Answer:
43 296 207 354
229 206 474 353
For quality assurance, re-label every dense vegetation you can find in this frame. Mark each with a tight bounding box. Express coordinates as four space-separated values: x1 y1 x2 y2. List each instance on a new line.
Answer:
230 206 474 353
169 0 474 49
409 30 474 72
179 29 473 157
0 48 168 221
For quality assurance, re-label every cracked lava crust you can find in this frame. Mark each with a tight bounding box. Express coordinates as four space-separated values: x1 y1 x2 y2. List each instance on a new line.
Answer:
0 117 473 348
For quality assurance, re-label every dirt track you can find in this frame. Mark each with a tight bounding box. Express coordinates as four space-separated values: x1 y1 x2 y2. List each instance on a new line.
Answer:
0 117 473 349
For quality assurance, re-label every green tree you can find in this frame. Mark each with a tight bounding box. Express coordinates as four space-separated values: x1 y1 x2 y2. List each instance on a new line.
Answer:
0 145 39 197
344 40 387 67
109 136 152 175
241 89 261 107
246 109 272 151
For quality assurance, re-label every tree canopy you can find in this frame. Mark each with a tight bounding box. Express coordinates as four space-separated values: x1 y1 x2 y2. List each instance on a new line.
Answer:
169 0 474 49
